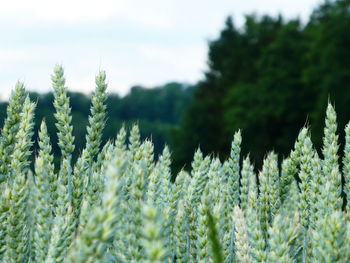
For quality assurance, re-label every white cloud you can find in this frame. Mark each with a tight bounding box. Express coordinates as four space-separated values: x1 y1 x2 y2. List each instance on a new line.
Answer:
137 44 206 72
0 0 174 28
0 0 321 27
0 48 35 61
0 0 120 23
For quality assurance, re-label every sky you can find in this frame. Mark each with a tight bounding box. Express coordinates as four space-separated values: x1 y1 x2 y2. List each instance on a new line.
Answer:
0 0 322 100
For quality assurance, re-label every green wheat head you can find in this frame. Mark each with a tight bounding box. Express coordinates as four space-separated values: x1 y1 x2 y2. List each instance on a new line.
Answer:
0 66 350 263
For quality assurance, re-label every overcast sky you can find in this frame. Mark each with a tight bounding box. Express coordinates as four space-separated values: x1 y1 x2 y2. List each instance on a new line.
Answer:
0 0 322 99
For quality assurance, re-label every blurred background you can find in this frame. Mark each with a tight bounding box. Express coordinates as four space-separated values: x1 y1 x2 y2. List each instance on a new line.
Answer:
0 0 349 171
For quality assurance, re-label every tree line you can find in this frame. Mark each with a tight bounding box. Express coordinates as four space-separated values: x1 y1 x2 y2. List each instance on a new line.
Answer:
0 82 193 167
173 0 350 170
1 0 350 171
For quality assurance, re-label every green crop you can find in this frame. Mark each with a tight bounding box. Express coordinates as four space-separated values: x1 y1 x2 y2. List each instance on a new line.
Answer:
0 66 350 262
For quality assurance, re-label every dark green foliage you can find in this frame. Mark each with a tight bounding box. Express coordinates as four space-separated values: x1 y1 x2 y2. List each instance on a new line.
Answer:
0 82 192 166
173 0 350 170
